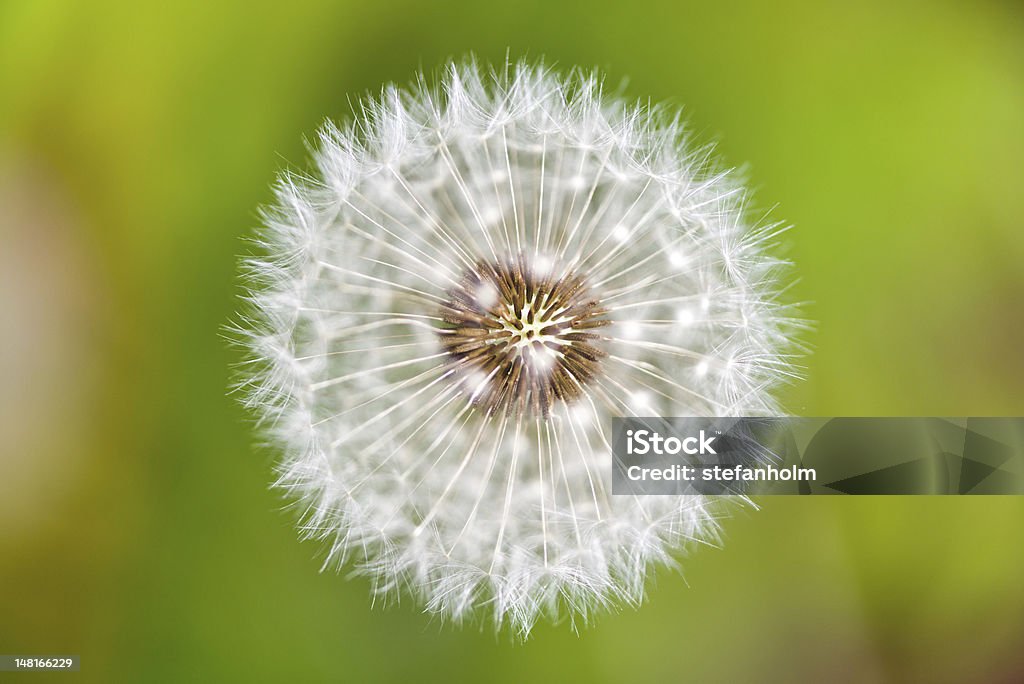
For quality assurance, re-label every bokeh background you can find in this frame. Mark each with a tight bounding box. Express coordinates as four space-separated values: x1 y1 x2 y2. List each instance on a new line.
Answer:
2 1 1023 681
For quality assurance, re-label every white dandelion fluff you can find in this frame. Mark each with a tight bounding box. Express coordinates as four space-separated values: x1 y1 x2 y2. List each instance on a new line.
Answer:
238 59 800 637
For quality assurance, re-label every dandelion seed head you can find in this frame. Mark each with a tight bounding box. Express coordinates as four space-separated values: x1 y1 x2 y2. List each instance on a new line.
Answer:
238 58 801 638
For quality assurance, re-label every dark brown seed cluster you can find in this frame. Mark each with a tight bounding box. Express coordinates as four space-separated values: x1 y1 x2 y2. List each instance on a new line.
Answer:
437 255 610 419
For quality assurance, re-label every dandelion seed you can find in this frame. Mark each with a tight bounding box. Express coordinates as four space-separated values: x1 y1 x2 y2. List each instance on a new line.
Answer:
237 59 800 638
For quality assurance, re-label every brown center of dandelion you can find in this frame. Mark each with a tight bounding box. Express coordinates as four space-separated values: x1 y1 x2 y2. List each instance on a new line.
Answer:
437 255 610 419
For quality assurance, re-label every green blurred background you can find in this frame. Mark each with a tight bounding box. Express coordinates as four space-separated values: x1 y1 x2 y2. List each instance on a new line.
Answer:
2 1 1023 681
